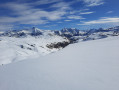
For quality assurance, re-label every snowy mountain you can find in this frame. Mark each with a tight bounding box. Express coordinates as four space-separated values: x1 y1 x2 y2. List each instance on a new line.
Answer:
54 26 119 42
0 28 70 65
0 26 119 41
0 26 119 65
0 36 119 90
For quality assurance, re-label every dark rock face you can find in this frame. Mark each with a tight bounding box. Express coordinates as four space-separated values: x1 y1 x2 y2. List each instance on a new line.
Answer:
31 27 42 36
46 41 70 49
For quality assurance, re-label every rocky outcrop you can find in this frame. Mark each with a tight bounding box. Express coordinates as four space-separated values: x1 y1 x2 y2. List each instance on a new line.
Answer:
46 41 70 49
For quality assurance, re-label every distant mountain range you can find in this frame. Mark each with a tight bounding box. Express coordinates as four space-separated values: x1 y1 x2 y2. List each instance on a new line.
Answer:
0 26 119 42
0 26 119 65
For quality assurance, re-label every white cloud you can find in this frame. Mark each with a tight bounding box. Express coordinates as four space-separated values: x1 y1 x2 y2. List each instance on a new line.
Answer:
69 9 90 14
77 17 119 25
0 0 105 27
64 20 72 21
82 0 104 7
107 11 113 14
0 1 70 25
67 15 85 19
51 2 71 9
32 0 62 5
80 11 94 14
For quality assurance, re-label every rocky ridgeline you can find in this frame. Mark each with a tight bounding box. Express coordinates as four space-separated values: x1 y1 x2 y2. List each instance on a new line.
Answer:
0 26 119 49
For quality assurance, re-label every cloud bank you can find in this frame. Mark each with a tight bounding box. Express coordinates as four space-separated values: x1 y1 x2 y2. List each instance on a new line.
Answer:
0 0 99 25
78 17 119 25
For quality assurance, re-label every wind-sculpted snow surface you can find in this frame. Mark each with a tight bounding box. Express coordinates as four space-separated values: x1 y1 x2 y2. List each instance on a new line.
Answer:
0 36 119 90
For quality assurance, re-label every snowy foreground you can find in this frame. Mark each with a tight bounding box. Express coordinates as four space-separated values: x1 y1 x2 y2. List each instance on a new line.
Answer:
0 36 119 90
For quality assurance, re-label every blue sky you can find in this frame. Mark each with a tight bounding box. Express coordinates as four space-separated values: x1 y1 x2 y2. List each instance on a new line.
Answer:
0 0 119 30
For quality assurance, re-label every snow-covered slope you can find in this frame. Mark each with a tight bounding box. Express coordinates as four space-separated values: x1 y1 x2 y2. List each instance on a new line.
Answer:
0 36 119 90
0 35 69 65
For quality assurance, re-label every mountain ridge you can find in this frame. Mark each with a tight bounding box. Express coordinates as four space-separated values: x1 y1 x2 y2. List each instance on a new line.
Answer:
0 26 119 65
